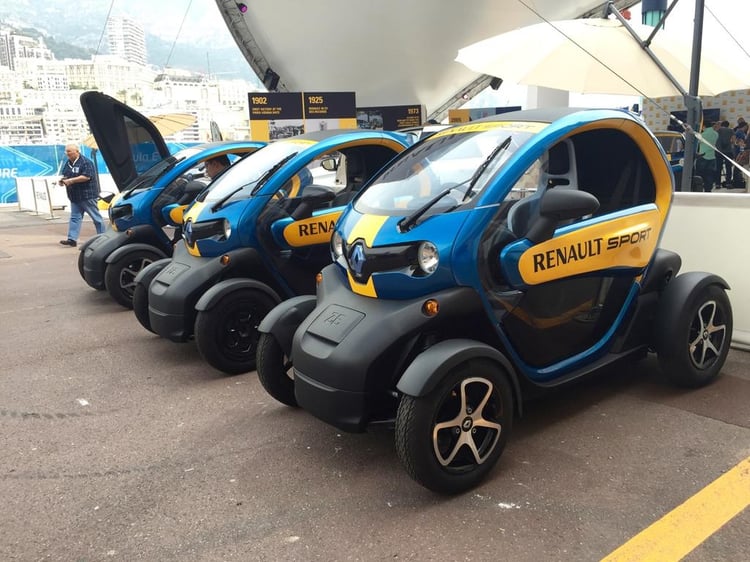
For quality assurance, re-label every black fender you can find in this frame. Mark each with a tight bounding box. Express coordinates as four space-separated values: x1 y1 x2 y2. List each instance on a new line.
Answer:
257 295 318 357
78 234 100 253
396 338 523 417
117 223 173 255
105 242 169 265
654 271 731 347
133 257 172 288
194 277 282 313
640 248 682 294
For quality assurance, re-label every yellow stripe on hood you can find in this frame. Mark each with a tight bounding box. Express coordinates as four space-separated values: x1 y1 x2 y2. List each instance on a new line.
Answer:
345 214 388 297
182 200 208 257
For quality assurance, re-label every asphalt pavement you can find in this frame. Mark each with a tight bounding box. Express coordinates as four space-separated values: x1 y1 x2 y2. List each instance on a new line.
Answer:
0 205 748 562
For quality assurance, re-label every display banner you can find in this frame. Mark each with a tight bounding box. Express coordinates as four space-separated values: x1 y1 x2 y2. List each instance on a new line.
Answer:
356 105 424 131
0 145 65 204
248 91 357 141
449 105 522 124
303 91 357 133
0 142 200 204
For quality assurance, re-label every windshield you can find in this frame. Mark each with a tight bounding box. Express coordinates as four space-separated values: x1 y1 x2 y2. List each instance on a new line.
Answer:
355 121 539 217
123 146 202 192
202 140 313 204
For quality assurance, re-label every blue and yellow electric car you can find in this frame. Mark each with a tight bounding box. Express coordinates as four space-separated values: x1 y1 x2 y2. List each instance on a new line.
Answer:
256 108 733 494
133 129 411 374
77 91 265 308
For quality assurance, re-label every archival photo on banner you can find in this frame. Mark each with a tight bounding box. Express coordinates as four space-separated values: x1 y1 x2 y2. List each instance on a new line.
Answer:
248 92 356 141
356 105 424 131
304 92 357 133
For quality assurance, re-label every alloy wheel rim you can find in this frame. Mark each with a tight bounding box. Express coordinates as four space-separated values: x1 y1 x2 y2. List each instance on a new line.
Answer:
431 376 502 471
688 299 727 370
119 257 154 297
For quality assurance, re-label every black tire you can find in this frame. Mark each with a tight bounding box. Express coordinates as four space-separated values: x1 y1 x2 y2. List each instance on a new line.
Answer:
104 249 161 309
77 246 86 281
395 359 513 494
132 282 155 334
656 284 733 387
194 289 277 375
257 334 298 408
256 332 298 407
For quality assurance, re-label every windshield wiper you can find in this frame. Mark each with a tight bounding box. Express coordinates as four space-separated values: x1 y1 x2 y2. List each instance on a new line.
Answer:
398 186 456 233
397 136 511 232
123 157 181 199
211 185 244 212
250 152 298 195
460 135 511 202
210 152 298 212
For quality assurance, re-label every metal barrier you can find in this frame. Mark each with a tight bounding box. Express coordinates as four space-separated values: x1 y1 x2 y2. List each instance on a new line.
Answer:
16 176 68 219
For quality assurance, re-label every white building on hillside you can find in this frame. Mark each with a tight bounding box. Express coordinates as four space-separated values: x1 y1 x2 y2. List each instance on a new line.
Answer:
106 16 147 67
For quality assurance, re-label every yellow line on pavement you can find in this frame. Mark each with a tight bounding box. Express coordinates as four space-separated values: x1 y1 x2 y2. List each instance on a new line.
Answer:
601 456 750 562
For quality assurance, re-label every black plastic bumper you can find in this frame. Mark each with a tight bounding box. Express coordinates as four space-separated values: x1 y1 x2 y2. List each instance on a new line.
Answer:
147 245 267 342
81 230 128 289
291 264 479 432
148 248 225 342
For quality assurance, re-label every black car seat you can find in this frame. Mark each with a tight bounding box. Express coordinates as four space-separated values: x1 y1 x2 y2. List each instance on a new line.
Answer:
508 140 577 240
331 150 366 206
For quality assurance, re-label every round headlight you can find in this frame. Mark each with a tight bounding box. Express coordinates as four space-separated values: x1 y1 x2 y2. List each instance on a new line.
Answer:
417 241 439 274
223 218 232 239
331 230 344 259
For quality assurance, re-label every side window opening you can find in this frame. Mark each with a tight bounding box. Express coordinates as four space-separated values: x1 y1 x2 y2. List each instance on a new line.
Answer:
572 129 656 216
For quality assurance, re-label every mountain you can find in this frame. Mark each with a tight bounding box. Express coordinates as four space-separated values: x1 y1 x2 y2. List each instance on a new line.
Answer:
0 0 260 84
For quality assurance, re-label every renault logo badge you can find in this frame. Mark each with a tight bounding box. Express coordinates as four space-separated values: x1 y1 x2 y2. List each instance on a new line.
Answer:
350 242 366 278
184 218 194 245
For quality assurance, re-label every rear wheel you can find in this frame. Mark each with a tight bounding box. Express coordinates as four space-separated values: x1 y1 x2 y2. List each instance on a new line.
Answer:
104 249 161 309
395 359 513 494
132 282 154 334
194 289 277 375
656 284 732 387
257 332 297 406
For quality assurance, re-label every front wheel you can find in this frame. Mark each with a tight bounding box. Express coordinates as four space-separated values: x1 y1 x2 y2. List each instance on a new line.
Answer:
256 332 297 407
194 289 277 375
104 249 161 309
395 359 513 494
77 247 87 282
656 284 732 387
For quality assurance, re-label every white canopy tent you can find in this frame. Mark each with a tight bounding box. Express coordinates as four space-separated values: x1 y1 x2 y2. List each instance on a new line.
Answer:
214 0 639 120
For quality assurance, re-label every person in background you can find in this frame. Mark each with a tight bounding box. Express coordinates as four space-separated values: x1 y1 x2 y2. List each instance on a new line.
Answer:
58 143 105 247
203 154 230 181
716 120 735 187
697 121 720 191
731 121 748 186
153 154 232 244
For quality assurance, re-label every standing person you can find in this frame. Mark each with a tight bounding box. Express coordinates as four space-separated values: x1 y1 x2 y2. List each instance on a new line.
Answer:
697 121 720 191
716 120 735 187
58 143 105 247
731 122 748 186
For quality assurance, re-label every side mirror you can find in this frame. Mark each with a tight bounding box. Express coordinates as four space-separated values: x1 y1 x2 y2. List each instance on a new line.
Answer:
99 191 115 204
526 189 599 244
162 203 186 226
321 157 339 172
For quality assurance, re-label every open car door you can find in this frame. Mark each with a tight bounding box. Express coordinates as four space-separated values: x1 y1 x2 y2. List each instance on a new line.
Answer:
79 91 172 191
